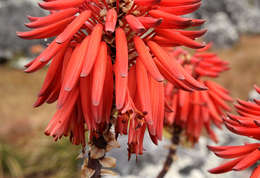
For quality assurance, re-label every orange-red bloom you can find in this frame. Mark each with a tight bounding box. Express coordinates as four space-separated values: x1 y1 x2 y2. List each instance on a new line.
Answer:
209 86 260 177
164 44 232 144
165 80 232 143
18 0 207 156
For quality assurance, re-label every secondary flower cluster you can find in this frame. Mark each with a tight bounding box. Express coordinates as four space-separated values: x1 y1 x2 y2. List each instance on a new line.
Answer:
164 45 232 144
18 0 207 158
209 85 260 178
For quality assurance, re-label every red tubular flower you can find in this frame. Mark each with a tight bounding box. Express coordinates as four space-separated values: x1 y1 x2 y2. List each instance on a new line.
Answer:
18 0 207 157
209 86 260 177
190 43 230 78
208 143 260 174
223 85 260 139
164 44 232 144
165 80 232 143
105 8 117 33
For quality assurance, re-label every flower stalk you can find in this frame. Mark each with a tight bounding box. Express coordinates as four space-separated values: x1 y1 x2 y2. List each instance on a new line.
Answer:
157 125 182 178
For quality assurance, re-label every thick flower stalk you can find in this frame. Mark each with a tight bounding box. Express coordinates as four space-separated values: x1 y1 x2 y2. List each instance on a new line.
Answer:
17 0 208 168
164 44 232 144
208 85 260 178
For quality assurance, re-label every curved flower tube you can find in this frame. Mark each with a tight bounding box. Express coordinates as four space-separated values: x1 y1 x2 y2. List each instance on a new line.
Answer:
164 44 232 144
209 86 260 178
17 0 208 159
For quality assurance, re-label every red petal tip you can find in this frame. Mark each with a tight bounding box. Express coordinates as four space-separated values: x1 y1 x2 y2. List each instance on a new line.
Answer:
80 73 87 77
64 87 72 92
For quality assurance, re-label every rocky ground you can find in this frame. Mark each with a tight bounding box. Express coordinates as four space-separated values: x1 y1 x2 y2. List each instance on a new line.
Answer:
192 0 260 47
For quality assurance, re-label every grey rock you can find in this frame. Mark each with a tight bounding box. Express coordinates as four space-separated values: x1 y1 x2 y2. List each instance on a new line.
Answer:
193 0 260 47
106 133 169 176
255 0 260 8
249 89 260 101
105 128 252 178
0 0 45 60
225 0 260 34
10 57 32 69
203 13 239 47
0 49 12 64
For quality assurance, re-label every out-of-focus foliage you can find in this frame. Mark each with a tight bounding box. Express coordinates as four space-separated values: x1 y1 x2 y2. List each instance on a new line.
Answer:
0 138 79 178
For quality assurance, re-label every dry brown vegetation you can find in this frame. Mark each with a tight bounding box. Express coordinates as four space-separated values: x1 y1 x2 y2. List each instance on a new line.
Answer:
214 35 260 99
0 35 259 177
0 67 79 178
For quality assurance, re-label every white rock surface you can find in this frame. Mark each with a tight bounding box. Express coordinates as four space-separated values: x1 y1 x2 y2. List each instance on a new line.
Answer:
105 128 253 178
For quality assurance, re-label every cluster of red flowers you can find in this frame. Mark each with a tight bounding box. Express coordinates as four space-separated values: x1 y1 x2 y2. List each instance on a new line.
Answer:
17 0 260 178
209 85 260 178
18 0 209 158
164 44 232 144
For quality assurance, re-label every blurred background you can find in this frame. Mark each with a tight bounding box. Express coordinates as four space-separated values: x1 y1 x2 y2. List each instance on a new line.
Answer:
0 0 260 177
